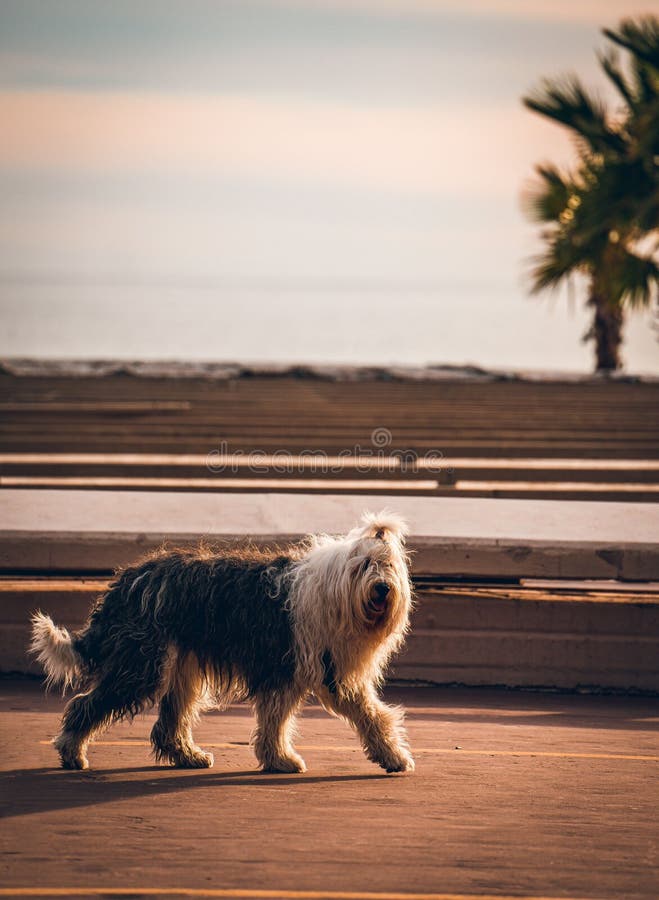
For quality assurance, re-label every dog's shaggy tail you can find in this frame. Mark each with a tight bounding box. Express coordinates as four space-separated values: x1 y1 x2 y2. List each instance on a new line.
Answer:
30 612 82 691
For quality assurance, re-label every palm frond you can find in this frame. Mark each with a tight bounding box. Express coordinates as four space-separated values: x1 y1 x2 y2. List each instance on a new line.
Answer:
605 17 659 105
603 16 659 71
576 157 657 237
598 49 637 108
633 57 659 105
522 77 627 154
613 249 659 308
528 232 589 294
521 164 574 223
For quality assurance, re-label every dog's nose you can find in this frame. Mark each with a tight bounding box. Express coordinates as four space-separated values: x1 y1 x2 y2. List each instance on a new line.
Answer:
374 582 390 601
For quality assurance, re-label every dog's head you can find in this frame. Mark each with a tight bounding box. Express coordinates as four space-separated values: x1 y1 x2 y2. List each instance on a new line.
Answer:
286 511 413 686
344 511 411 630
291 510 412 639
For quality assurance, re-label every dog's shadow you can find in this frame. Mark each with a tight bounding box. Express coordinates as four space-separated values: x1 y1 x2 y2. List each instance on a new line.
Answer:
0 765 389 820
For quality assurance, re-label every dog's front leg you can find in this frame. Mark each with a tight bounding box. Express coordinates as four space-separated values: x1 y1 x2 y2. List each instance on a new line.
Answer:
318 683 415 773
252 688 307 773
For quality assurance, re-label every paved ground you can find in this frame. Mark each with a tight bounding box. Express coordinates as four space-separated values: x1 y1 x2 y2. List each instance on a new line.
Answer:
1 679 658 900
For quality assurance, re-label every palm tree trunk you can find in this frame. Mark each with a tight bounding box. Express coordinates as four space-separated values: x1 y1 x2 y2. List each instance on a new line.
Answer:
585 290 624 372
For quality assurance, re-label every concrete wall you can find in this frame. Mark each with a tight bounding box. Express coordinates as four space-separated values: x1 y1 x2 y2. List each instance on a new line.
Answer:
4 579 658 692
394 585 659 691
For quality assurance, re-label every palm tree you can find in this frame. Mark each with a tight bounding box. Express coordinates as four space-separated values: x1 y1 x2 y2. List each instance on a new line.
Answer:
522 16 659 372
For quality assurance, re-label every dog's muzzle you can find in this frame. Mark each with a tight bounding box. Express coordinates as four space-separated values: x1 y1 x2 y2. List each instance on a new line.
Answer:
366 581 391 620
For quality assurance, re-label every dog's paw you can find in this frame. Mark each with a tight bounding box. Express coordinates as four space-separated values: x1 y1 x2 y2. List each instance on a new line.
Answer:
383 751 415 774
262 753 307 774
176 749 214 769
54 734 89 770
60 753 89 770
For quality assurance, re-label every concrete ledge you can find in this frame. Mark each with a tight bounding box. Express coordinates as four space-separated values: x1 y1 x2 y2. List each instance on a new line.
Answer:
2 455 659 503
0 490 658 579
4 577 657 690
395 583 659 691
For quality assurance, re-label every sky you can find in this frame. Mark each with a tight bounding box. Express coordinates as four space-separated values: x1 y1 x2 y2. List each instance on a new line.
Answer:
0 0 657 372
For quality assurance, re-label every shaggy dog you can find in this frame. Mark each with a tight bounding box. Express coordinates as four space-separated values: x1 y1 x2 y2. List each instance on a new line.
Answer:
30 511 415 774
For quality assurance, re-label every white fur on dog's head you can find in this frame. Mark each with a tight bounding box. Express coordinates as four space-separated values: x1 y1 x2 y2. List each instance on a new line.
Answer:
287 511 413 690
348 510 409 544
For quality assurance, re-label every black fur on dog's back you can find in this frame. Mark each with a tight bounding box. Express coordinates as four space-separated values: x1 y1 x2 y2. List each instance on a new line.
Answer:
72 545 297 714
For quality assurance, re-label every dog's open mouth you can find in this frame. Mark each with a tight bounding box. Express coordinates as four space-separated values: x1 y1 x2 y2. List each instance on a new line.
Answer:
366 592 389 621
366 581 390 621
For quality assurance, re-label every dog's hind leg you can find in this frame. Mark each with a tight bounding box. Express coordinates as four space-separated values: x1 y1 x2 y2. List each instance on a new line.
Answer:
317 683 414 773
55 680 133 770
252 688 307 773
150 653 213 768
55 642 167 770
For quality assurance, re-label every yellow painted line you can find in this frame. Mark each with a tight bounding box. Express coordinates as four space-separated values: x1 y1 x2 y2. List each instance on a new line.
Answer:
414 749 659 762
0 889 611 900
37 740 659 762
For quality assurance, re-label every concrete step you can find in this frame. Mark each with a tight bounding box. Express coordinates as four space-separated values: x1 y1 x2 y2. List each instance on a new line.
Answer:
3 453 659 483
3 455 659 501
4 576 657 691
3 372 658 462
396 581 659 691
1 489 657 579
4 475 659 501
